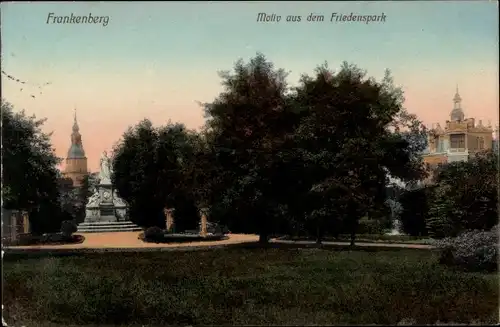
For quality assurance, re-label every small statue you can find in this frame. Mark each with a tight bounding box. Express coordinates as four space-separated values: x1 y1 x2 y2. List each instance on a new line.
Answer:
86 193 100 206
113 190 127 207
99 151 112 183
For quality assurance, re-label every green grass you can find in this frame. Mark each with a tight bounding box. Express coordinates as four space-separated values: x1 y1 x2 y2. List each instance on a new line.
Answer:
3 244 498 325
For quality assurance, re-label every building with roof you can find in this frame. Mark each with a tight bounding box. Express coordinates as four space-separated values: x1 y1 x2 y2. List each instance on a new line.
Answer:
422 86 497 181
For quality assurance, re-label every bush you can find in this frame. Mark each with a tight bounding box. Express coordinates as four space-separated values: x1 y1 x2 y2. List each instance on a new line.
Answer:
433 226 498 272
144 226 165 240
41 233 66 243
60 220 77 238
399 187 431 237
356 217 386 234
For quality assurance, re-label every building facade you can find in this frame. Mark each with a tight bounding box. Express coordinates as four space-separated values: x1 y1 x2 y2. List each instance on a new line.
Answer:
423 87 497 168
63 110 88 186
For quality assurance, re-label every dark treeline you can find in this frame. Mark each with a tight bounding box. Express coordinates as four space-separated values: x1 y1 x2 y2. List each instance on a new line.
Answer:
3 54 496 243
111 54 429 245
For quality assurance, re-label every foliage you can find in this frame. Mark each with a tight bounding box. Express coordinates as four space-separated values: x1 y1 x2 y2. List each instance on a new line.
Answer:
199 57 428 244
41 233 66 243
80 172 99 199
426 151 498 238
60 220 77 238
398 186 432 236
201 53 297 242
1 99 63 234
111 55 428 243
356 217 389 234
433 226 498 272
426 186 458 238
57 176 80 219
288 64 426 245
56 173 98 224
144 226 165 240
112 120 199 229
4 248 497 325
72 172 99 223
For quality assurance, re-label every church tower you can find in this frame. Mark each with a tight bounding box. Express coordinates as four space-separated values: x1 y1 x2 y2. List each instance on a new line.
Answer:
64 109 88 186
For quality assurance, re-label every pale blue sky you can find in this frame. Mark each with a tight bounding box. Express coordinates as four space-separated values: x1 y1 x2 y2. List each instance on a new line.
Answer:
3 2 497 73
1 1 498 171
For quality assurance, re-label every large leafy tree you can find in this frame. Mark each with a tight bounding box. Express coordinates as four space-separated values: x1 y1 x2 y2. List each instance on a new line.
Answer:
427 150 498 238
112 119 198 229
202 53 300 242
1 99 63 233
290 64 427 245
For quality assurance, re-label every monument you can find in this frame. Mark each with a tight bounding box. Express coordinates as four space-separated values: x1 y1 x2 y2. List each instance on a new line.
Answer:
77 151 142 233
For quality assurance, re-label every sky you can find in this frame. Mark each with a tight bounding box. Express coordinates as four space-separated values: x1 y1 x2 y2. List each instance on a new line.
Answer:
1 1 498 172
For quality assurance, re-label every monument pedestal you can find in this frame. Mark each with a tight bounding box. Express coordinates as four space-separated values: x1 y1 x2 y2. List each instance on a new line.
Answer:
77 156 141 233
77 220 142 233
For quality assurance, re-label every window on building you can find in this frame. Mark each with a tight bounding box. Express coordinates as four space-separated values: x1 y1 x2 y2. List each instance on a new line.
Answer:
450 134 465 149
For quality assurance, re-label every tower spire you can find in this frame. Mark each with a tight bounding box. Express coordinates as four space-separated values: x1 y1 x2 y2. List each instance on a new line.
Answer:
450 85 465 121
453 85 462 106
72 107 79 132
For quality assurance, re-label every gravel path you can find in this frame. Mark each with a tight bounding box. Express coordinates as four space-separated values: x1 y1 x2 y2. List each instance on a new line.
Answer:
4 232 433 252
273 239 433 249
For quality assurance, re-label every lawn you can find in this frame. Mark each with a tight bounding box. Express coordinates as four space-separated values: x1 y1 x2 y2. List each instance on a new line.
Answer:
3 244 498 325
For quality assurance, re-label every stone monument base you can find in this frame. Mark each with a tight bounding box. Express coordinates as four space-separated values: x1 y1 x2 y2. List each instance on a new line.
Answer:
77 221 142 233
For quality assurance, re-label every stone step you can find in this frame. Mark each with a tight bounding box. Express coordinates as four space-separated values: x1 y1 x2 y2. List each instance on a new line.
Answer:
79 221 138 225
78 226 142 230
78 221 140 226
77 220 142 233
77 226 143 233
78 226 141 230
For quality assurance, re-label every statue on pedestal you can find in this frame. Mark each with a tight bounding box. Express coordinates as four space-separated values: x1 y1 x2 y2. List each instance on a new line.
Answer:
80 149 132 227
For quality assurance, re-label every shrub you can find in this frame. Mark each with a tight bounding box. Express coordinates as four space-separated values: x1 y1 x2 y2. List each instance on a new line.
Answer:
144 226 165 240
433 226 498 272
357 217 386 234
41 233 66 243
398 187 431 237
60 220 77 238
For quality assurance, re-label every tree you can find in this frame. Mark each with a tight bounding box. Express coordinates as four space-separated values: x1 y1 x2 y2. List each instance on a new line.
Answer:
427 150 498 238
202 53 300 243
112 119 198 229
1 99 63 233
52 172 100 225
291 64 427 245
398 186 432 236
57 176 80 220
80 172 99 198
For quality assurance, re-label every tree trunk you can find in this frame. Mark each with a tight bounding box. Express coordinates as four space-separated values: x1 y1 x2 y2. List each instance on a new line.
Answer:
259 232 269 244
258 209 270 244
350 217 359 247
316 224 322 245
